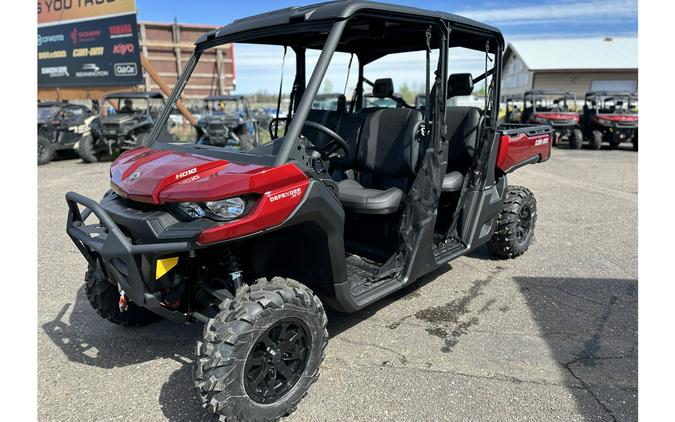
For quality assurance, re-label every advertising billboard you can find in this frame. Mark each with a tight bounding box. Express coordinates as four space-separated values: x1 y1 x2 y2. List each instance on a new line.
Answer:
38 0 143 88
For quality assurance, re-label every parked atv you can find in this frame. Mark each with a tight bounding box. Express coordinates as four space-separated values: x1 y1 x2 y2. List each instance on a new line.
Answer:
38 101 97 165
196 95 261 149
580 91 638 150
79 92 168 163
66 3 552 421
520 90 582 148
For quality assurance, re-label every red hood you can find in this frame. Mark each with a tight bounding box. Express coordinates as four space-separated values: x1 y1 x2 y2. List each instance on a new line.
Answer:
532 112 579 121
595 114 639 122
110 148 307 204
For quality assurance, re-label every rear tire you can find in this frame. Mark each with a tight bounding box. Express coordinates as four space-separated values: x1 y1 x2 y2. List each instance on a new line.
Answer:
570 129 583 149
38 136 54 165
196 277 328 422
590 130 603 150
84 265 160 327
78 134 102 163
488 186 537 259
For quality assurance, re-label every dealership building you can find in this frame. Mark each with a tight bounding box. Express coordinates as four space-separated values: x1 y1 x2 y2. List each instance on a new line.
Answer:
500 37 637 101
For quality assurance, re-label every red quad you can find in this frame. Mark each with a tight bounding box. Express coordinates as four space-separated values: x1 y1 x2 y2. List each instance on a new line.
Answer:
520 90 583 149
65 2 552 421
580 91 638 150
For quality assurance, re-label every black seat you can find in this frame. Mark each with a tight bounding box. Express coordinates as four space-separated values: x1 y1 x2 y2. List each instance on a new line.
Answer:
442 106 481 192
337 108 422 214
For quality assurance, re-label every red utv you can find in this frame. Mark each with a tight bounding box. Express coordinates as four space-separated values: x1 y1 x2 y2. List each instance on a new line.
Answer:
520 90 582 148
580 91 638 150
65 2 552 421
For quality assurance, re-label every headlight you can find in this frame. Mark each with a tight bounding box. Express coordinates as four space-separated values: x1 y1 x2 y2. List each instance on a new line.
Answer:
177 202 205 219
205 197 246 220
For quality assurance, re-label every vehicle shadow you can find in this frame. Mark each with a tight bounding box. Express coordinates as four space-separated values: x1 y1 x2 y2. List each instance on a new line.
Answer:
44 265 451 422
513 276 637 421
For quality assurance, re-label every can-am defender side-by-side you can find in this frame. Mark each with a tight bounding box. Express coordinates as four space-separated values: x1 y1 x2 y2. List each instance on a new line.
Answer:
520 90 582 149
79 91 170 163
38 101 97 165
580 91 639 150
65 3 552 421
196 95 262 149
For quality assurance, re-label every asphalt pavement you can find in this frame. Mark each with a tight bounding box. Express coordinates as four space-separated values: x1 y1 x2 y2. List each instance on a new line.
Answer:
38 144 637 421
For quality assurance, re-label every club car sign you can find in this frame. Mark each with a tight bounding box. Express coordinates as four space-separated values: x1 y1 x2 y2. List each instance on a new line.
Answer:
38 0 142 87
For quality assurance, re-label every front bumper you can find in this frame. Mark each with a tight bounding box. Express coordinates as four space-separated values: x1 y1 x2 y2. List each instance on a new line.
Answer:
65 191 194 321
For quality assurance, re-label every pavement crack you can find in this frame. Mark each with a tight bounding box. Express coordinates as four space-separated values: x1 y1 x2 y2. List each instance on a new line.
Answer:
561 361 618 422
334 336 409 365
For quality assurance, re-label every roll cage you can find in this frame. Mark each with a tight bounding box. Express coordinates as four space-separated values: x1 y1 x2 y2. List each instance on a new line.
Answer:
584 91 638 114
524 89 577 113
147 1 504 172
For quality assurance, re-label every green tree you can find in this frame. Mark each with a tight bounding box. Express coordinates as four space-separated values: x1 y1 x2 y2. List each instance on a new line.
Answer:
399 82 415 104
322 80 334 94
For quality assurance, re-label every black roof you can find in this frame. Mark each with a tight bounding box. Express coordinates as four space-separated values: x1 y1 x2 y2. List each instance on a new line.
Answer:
38 101 67 107
104 91 164 99
524 89 576 96
196 1 503 59
204 95 246 101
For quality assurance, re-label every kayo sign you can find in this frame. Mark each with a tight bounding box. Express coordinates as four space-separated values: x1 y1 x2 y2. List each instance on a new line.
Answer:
38 0 142 88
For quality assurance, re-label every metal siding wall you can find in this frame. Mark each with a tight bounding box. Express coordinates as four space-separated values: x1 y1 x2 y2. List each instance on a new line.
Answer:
532 71 638 97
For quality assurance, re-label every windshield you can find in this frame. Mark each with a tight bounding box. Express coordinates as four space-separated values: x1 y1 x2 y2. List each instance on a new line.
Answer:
598 96 638 114
204 99 244 116
527 94 577 112
147 23 339 161
101 96 165 116
38 105 60 121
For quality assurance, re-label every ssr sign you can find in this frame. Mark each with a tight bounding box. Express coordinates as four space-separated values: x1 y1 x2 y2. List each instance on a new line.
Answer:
38 0 142 88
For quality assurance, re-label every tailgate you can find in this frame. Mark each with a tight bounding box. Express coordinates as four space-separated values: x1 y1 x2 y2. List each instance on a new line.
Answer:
496 124 552 173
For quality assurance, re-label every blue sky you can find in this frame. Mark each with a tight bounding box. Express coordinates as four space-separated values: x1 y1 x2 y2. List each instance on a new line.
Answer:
136 0 638 94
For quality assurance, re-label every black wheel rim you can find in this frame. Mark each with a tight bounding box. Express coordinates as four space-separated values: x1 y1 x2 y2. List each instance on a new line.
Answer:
516 204 533 244
244 318 311 404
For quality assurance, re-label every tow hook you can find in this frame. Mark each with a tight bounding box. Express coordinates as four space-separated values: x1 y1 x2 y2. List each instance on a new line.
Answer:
118 290 129 312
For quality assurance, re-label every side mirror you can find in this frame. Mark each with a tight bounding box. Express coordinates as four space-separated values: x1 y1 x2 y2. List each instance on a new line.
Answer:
447 73 474 99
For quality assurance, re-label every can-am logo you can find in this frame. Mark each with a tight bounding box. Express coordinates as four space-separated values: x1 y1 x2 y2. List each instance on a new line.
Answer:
109 24 133 38
534 137 550 146
114 62 137 76
75 63 109 78
73 46 104 57
269 187 303 202
175 168 198 180
113 43 135 55
70 27 101 45
41 66 69 78
37 33 64 47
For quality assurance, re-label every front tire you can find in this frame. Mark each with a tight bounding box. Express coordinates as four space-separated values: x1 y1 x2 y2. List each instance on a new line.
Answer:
488 186 537 259
38 136 54 165
196 278 328 422
570 129 583 149
590 130 603 150
78 134 102 163
84 265 160 327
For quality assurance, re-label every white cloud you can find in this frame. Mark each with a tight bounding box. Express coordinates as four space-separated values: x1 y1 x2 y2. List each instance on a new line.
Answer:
458 0 637 24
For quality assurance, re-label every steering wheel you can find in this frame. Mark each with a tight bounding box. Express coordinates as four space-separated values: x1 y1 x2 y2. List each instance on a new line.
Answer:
301 120 351 161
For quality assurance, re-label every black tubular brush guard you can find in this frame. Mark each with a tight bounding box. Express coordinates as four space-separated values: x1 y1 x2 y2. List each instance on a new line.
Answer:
65 191 197 322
